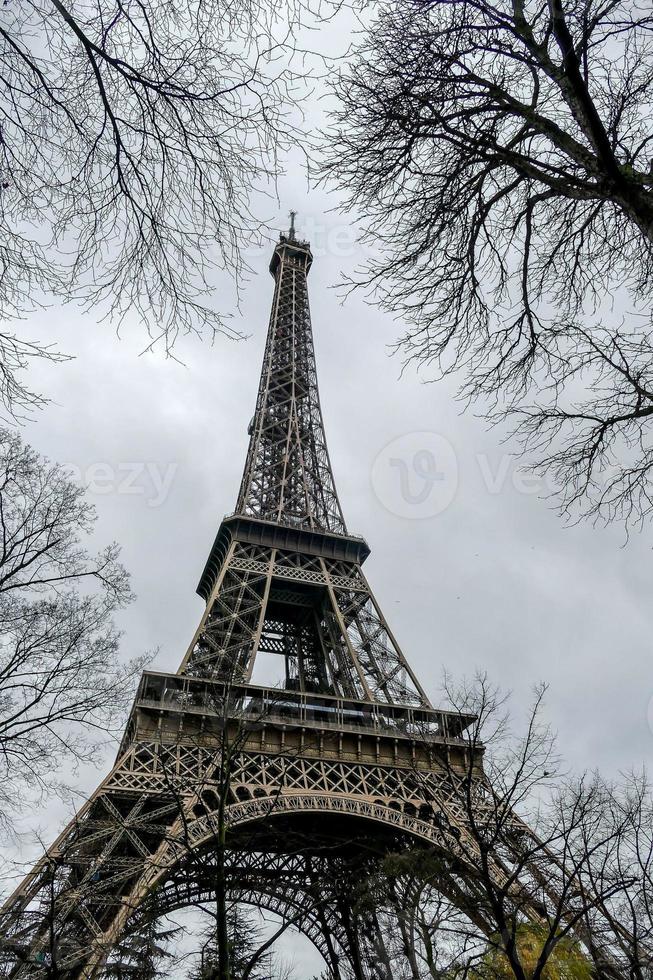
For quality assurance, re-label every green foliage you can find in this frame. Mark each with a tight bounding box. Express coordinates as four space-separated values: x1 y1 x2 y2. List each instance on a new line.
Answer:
102 918 179 980
187 907 275 980
475 923 592 980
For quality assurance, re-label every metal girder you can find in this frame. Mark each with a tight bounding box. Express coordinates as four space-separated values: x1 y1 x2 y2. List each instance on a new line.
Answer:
236 237 345 534
0 229 500 980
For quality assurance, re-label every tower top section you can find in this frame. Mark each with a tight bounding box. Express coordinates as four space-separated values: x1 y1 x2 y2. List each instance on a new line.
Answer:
236 222 345 535
269 212 313 278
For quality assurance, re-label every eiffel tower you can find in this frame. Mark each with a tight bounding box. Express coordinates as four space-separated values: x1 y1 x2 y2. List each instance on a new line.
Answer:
0 219 493 978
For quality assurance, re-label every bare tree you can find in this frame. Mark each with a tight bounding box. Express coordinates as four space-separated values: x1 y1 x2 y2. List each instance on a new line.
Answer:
357 675 653 980
351 851 488 979
0 427 142 821
0 0 337 416
322 0 653 526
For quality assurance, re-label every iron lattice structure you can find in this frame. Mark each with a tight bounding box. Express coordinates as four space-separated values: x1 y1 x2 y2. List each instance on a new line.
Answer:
0 228 514 978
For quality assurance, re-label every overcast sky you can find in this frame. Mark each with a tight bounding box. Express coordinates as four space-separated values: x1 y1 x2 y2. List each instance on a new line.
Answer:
9 165 652 973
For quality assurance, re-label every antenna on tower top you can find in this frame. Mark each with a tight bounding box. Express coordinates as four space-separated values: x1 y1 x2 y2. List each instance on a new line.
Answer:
288 210 297 239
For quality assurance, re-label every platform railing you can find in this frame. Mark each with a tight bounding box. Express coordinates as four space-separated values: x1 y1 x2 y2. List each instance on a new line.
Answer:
132 670 475 743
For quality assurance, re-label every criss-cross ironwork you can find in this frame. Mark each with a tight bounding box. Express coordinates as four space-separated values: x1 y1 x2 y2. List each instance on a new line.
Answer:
184 230 429 707
236 233 344 533
0 221 498 980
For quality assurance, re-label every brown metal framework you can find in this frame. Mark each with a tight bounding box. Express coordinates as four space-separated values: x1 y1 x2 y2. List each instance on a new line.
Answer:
0 226 499 979
236 236 344 533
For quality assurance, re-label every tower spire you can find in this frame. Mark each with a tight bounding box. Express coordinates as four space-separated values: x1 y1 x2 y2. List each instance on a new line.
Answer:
288 209 297 239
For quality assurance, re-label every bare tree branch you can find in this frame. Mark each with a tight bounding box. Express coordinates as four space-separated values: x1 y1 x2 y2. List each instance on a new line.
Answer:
322 0 653 527
0 428 142 822
0 0 339 415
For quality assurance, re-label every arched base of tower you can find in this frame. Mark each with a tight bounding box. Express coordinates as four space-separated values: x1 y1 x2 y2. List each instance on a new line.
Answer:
0 737 495 980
